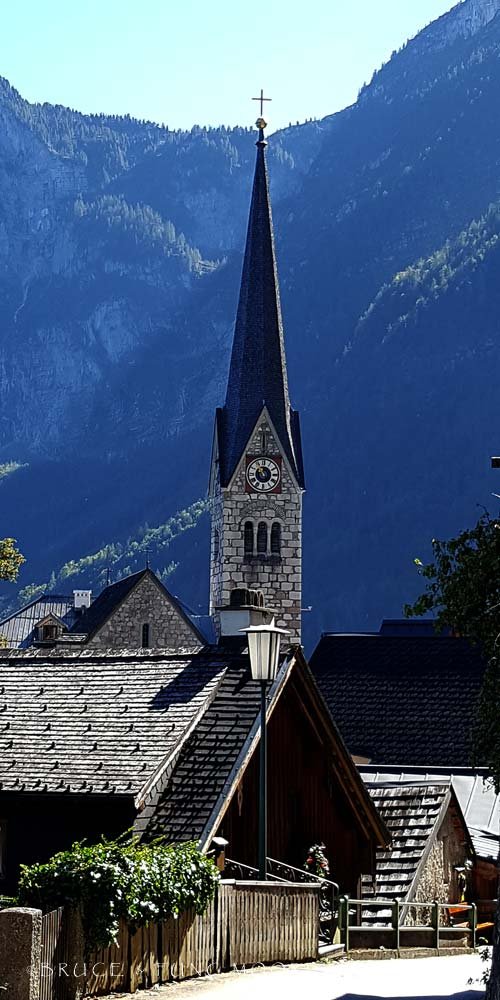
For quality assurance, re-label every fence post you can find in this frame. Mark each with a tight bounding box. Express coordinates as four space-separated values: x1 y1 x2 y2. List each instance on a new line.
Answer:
432 901 440 950
471 903 477 951
330 883 336 945
0 907 42 1000
392 900 400 952
342 896 350 954
339 896 345 950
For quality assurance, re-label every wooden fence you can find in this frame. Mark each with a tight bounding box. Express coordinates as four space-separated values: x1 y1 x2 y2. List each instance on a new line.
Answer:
86 881 319 996
40 907 70 1000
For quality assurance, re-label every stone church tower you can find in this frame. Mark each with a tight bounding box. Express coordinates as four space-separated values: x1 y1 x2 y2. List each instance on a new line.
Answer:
209 118 305 642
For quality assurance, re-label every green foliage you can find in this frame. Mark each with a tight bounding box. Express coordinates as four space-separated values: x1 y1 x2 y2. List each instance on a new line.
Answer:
0 462 27 482
0 538 24 582
76 195 209 273
17 582 47 607
16 500 207 607
405 512 500 785
359 201 500 340
0 466 27 586
18 837 219 952
0 896 17 910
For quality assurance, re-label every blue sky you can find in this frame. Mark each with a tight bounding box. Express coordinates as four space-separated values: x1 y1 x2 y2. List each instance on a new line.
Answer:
2 0 457 130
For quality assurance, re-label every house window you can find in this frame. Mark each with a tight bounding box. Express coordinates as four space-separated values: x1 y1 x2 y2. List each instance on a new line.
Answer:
271 523 281 555
257 522 268 554
38 623 58 641
244 521 254 556
141 623 151 648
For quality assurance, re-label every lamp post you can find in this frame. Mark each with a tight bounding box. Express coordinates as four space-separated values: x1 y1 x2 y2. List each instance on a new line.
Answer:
241 618 289 880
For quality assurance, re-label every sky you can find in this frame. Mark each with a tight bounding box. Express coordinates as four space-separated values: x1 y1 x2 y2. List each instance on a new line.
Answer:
1 0 458 131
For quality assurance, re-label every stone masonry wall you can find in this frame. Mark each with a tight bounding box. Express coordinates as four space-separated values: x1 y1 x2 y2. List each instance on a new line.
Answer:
88 573 200 649
0 907 42 1000
210 416 302 642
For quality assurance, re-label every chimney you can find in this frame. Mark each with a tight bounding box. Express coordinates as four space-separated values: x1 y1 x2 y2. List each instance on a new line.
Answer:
73 589 92 610
218 588 273 638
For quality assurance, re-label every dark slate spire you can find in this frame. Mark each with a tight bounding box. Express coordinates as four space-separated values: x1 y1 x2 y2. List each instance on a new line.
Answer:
218 122 304 488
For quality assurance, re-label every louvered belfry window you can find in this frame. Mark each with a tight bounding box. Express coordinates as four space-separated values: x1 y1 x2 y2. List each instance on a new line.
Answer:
244 521 254 556
257 522 268 554
271 522 281 555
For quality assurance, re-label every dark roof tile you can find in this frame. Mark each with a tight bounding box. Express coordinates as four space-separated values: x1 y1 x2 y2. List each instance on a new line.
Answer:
139 649 287 845
0 647 227 794
310 635 485 767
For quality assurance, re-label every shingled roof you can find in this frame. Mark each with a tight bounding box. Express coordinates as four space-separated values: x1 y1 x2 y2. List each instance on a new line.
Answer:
0 595 78 648
216 129 303 488
136 644 389 852
135 648 282 845
360 765 500 863
310 633 486 767
0 647 226 795
360 783 455 921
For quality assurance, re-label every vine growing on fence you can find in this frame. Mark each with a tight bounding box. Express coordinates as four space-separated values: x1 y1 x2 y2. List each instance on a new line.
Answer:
18 837 219 951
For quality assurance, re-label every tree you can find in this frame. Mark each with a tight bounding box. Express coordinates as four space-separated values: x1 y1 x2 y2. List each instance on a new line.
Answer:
0 537 24 582
405 511 500 996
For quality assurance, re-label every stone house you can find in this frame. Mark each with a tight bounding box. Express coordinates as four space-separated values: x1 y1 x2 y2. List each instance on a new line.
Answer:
70 568 205 648
0 569 207 651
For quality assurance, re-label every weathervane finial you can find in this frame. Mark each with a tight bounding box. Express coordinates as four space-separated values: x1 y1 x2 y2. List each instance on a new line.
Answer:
252 88 272 136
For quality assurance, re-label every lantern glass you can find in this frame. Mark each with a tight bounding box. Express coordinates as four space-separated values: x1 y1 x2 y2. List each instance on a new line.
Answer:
242 619 289 682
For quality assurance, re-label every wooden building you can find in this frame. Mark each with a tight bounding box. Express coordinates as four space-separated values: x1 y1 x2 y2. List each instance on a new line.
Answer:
0 624 388 896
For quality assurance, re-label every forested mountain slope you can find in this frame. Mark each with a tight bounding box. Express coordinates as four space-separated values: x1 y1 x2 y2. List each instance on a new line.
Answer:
1 0 500 643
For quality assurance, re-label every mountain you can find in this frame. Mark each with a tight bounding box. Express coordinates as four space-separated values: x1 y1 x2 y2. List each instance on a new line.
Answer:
2 0 500 645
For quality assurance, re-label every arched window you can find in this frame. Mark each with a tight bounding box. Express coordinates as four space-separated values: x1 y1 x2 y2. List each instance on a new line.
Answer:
271 522 281 555
257 522 268 554
141 623 150 648
244 521 254 556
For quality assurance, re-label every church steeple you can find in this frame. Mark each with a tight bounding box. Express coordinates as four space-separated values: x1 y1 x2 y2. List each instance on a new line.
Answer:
209 109 304 643
218 120 304 489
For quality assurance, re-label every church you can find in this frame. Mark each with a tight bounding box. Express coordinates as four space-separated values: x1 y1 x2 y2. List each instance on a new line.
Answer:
0 115 389 896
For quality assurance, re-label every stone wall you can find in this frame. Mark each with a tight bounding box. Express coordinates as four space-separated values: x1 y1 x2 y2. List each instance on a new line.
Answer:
210 415 302 642
0 907 41 1000
88 573 201 650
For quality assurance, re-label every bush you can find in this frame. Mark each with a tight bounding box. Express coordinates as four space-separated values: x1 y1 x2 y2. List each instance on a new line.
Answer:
18 837 219 951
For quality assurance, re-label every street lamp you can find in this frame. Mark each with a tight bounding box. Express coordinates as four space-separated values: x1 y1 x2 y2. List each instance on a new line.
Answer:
241 618 289 880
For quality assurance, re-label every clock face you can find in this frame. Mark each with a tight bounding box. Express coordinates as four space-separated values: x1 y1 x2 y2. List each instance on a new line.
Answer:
246 456 282 493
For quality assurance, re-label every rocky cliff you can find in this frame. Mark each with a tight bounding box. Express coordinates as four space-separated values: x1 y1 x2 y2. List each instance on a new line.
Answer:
2 0 500 643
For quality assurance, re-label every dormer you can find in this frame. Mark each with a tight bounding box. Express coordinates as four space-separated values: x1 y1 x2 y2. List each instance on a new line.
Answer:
34 613 68 645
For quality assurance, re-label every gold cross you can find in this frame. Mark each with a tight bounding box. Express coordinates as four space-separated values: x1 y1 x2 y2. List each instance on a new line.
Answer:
252 89 272 118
